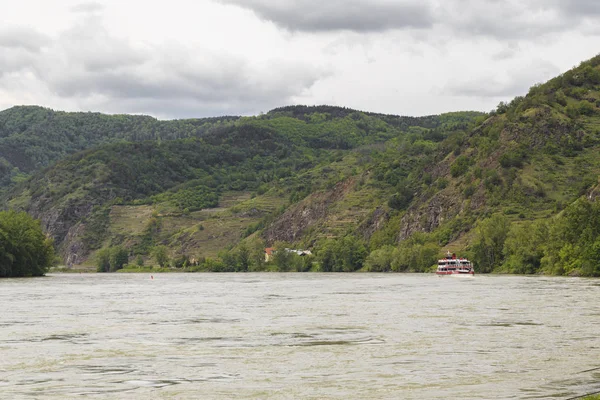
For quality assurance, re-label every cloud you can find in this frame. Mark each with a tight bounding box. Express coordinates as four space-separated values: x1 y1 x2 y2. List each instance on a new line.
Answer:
219 0 600 41
0 27 50 52
218 0 435 32
552 0 600 17
71 1 105 13
444 60 561 98
0 14 328 118
436 0 571 40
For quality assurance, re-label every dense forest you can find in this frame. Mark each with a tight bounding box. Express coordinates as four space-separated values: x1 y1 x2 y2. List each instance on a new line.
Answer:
3 54 600 276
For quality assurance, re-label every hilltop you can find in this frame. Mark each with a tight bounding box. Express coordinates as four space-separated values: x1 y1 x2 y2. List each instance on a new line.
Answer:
3 53 600 276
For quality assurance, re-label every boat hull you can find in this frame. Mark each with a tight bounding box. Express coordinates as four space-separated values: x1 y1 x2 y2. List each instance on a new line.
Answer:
436 270 474 276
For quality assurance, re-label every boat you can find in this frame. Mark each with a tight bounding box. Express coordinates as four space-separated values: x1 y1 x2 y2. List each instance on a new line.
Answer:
436 251 474 276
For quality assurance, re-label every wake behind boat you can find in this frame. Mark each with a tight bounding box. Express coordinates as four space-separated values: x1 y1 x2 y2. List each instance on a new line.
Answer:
436 251 474 276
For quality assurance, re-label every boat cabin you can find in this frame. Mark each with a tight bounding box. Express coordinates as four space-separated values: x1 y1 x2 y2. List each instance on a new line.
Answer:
436 251 474 274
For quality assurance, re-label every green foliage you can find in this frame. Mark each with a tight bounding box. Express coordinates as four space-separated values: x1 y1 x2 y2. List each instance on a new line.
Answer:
501 220 547 274
12 57 600 277
463 184 476 198
96 246 128 272
541 198 600 276
0 210 54 277
152 185 218 212
450 155 472 177
483 170 502 190
499 147 527 168
469 215 511 273
135 255 144 266
388 188 413 210
152 245 169 267
95 248 111 272
392 233 440 272
0 106 239 180
364 245 396 272
369 214 402 249
171 254 190 269
197 240 269 272
316 236 367 272
109 246 128 272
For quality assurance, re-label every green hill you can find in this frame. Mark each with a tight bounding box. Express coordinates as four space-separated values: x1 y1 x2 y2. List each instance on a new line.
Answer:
3 106 478 267
0 106 239 190
4 53 600 276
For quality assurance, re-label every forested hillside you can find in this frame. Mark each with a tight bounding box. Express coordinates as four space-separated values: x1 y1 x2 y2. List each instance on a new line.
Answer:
0 106 238 190
387 53 600 276
3 54 600 276
3 106 479 267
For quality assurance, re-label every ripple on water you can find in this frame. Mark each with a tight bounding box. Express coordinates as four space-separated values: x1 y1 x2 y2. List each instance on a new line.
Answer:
149 317 241 326
41 333 89 342
478 320 543 327
78 365 137 376
1 333 90 345
15 378 57 386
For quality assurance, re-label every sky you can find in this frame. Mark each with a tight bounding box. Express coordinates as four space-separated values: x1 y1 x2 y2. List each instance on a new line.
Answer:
1 0 599 119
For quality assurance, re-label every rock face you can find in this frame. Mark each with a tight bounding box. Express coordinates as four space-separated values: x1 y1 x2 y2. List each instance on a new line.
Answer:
63 223 88 266
27 193 101 266
32 198 93 244
357 207 389 240
263 179 354 245
399 190 463 241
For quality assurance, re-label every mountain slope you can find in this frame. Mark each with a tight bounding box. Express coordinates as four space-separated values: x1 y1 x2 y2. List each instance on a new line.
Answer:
0 106 239 190
3 107 480 266
6 53 600 276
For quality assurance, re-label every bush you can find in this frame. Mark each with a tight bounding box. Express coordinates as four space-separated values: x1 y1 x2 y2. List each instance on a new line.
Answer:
96 246 128 272
364 245 396 272
463 184 476 198
316 236 368 272
152 245 169 267
499 149 526 168
450 155 471 177
0 211 55 277
579 100 596 116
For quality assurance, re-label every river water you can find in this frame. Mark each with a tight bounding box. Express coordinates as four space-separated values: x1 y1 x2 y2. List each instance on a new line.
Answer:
1 273 599 399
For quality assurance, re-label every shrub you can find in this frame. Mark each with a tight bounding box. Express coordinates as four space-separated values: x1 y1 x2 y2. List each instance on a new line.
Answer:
450 155 471 177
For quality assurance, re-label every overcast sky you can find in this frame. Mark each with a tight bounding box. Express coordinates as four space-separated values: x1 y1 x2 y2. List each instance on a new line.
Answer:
1 0 599 119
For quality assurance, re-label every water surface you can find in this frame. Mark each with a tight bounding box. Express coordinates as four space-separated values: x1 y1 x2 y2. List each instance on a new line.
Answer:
1 273 599 399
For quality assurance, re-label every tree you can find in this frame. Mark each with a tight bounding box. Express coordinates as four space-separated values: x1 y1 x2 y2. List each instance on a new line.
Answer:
541 198 600 276
0 210 55 277
470 214 510 273
95 248 111 272
109 246 128 271
502 220 547 274
236 243 250 272
272 243 294 272
152 245 169 267
364 245 396 272
95 246 128 272
316 236 367 272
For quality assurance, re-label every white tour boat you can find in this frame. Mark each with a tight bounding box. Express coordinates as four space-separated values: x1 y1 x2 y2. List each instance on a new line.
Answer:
436 251 474 276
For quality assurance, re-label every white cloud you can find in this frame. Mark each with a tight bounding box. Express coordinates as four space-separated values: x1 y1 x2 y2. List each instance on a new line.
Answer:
218 0 435 32
0 0 599 118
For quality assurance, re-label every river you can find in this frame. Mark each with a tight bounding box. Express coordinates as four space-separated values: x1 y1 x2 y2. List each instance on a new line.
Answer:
1 273 599 399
